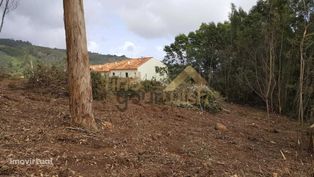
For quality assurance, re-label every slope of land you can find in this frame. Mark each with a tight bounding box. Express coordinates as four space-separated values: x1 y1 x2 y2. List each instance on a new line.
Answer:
0 39 126 75
0 79 313 177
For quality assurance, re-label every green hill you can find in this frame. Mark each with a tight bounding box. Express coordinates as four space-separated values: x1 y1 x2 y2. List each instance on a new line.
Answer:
0 38 127 76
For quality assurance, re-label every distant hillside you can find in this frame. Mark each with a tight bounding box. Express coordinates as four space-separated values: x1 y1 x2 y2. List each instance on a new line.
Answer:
0 38 127 76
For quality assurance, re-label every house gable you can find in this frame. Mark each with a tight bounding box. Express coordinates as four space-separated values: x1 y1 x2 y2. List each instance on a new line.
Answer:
138 58 167 81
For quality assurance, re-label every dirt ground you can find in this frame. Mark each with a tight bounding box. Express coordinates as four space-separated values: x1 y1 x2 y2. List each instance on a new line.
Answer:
0 79 313 177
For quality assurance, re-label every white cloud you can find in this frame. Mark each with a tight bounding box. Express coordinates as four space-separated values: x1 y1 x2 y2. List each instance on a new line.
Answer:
1 0 65 48
112 0 257 38
88 41 100 53
110 41 145 58
0 0 258 58
122 41 136 52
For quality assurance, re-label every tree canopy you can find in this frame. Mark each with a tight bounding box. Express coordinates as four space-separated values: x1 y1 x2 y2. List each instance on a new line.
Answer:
164 0 314 121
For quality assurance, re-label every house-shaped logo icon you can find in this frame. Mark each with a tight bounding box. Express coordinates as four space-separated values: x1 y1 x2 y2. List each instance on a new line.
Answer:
164 66 207 92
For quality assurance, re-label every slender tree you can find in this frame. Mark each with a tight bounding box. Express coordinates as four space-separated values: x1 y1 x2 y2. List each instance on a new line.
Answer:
63 0 97 130
0 0 18 32
297 0 313 126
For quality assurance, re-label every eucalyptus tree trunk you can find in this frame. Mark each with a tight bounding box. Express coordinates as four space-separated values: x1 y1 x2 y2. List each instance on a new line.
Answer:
298 24 308 126
63 0 97 130
265 32 276 119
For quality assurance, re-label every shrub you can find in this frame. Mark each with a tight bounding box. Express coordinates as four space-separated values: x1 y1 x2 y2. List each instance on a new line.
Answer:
26 63 115 99
169 84 222 113
198 86 223 113
140 80 164 92
26 63 67 96
26 64 112 100
91 72 109 100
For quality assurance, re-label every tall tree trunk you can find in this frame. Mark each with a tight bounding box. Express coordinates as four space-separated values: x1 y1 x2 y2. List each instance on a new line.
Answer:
63 0 97 130
266 32 275 119
277 32 284 114
298 24 308 126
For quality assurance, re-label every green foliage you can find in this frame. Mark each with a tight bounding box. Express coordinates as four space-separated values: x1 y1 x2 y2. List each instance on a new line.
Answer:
25 63 113 99
139 80 164 92
91 72 108 100
26 64 114 100
164 0 314 120
26 63 67 96
89 52 127 65
200 88 223 113
170 84 222 113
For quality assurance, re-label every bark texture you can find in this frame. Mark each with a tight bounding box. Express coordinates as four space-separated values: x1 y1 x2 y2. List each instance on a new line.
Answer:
63 0 97 130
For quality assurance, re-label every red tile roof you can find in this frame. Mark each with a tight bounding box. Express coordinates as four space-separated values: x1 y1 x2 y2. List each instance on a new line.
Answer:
90 57 151 72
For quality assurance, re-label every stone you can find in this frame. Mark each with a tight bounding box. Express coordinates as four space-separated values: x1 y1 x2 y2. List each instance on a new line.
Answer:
215 123 227 132
102 121 114 131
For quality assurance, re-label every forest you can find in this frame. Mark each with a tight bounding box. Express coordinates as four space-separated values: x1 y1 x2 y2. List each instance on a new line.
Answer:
163 0 314 123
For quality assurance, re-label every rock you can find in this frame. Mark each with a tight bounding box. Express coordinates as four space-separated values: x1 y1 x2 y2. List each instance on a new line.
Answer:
215 123 227 132
102 121 114 131
250 123 259 128
272 172 278 177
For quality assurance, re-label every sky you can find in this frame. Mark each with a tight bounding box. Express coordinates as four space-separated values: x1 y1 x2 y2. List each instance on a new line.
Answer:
0 0 257 59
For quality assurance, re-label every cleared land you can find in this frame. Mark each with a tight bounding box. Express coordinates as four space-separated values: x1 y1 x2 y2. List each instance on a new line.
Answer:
0 79 313 177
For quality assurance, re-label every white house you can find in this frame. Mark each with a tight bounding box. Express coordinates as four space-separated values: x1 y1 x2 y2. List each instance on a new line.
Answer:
90 57 167 81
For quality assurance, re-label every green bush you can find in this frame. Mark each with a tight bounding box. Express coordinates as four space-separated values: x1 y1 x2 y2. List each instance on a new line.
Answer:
169 84 222 113
26 63 113 99
24 63 222 114
26 63 67 96
199 87 223 113
140 80 164 92
91 72 108 100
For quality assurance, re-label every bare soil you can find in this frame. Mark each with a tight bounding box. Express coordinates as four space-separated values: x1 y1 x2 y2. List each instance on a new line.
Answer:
0 79 313 177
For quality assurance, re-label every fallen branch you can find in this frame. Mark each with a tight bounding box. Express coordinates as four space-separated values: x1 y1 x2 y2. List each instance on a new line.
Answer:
280 150 286 160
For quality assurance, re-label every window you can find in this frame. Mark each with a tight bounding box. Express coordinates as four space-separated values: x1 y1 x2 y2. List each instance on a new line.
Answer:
125 72 129 78
112 72 115 76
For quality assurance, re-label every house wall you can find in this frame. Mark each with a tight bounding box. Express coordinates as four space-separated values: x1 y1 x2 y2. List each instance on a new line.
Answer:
100 72 108 77
108 69 139 78
138 58 167 81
